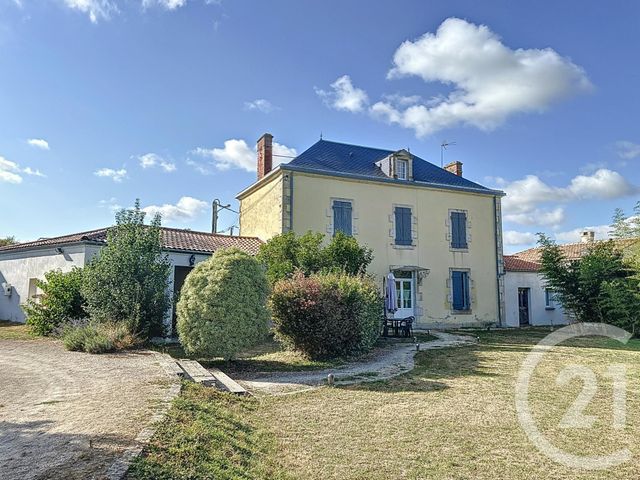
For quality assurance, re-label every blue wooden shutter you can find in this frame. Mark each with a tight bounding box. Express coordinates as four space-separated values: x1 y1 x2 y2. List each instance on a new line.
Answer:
333 201 352 236
451 212 467 248
395 207 412 245
452 271 469 310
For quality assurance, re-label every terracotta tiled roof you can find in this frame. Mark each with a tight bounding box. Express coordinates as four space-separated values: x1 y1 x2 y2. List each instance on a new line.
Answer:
0 226 262 255
504 255 541 272
512 238 640 264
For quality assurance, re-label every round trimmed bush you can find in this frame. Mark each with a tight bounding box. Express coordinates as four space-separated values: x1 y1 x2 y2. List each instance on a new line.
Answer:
176 248 270 360
270 272 382 359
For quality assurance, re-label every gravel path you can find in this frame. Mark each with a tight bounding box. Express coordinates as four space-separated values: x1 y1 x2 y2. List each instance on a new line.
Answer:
0 339 172 480
236 331 477 395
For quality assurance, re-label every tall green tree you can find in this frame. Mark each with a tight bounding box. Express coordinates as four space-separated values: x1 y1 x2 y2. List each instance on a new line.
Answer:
538 234 629 323
82 200 171 339
610 208 632 239
257 231 373 285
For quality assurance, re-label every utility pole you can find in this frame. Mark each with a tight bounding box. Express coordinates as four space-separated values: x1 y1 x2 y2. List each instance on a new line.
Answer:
211 199 237 234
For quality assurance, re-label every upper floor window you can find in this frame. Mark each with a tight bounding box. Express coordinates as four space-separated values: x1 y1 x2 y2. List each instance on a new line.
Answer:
451 270 470 311
396 159 408 180
545 288 556 309
450 211 468 249
394 206 412 245
332 200 352 236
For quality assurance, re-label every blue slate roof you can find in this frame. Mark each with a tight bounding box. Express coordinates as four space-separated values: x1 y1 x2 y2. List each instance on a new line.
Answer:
286 139 495 193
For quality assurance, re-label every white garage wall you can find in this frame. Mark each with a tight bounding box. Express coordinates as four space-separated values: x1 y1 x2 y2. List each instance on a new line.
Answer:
504 271 568 327
0 244 89 323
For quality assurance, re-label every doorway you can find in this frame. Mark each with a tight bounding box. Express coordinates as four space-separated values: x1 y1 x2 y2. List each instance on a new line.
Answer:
518 287 530 326
394 271 414 318
172 266 194 336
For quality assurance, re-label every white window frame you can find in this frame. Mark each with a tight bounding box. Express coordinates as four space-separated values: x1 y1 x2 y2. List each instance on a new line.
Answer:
396 159 408 180
545 288 556 310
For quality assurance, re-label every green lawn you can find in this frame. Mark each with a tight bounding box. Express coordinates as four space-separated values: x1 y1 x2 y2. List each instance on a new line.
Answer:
132 328 640 479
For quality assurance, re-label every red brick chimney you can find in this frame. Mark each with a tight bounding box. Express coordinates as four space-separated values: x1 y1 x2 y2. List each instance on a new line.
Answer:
444 160 463 177
257 133 273 180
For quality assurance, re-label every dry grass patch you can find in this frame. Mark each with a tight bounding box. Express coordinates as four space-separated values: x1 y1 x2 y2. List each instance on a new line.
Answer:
256 329 640 479
0 320 39 340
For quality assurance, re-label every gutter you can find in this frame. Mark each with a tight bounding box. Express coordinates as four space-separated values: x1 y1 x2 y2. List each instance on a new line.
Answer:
493 196 504 327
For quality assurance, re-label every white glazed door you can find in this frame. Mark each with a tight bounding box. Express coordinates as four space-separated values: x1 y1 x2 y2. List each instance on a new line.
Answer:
394 276 414 318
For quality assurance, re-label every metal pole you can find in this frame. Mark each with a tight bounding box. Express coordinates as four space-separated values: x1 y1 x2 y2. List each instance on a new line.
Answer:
212 199 219 234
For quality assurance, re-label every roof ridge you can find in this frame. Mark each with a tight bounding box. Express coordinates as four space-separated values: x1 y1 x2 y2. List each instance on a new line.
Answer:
316 138 395 155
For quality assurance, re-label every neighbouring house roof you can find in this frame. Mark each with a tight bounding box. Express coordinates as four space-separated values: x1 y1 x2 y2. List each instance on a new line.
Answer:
239 139 503 198
504 255 541 272
511 238 640 264
0 226 263 255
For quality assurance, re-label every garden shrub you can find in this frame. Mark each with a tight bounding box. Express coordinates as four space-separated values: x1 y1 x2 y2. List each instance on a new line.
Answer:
62 321 136 353
24 267 86 336
177 248 270 360
82 200 171 339
270 272 382 359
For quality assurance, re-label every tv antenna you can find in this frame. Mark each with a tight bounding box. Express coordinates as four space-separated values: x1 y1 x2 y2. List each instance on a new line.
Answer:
440 140 456 167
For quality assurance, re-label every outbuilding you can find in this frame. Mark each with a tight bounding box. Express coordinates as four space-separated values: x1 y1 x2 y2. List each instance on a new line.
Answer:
0 226 262 334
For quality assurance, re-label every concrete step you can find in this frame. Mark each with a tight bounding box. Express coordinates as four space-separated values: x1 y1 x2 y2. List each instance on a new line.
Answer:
176 359 218 387
209 367 249 395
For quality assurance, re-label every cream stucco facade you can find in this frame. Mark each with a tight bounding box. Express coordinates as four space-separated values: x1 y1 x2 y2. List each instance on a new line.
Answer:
239 167 505 328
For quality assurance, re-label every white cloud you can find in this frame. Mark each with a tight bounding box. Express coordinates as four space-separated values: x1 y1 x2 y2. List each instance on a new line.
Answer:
137 153 176 172
504 231 537 247
554 224 612 244
315 75 369 113
191 139 297 173
94 167 127 182
64 0 118 23
616 141 640 160
27 138 49 150
22 167 45 177
99 197 122 213
497 169 637 227
504 207 565 227
142 0 187 10
143 196 208 222
0 157 22 184
0 156 46 184
244 99 279 114
12 0 23 7
368 18 591 137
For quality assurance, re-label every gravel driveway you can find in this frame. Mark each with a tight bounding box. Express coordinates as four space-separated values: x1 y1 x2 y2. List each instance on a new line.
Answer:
0 339 171 480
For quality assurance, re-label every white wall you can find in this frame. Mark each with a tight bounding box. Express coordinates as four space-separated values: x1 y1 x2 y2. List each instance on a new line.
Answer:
504 271 569 327
0 245 211 330
0 244 89 323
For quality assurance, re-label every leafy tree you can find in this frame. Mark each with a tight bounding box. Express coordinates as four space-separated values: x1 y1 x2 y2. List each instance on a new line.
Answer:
177 248 270 360
0 236 16 247
610 208 633 239
257 231 373 284
82 200 171 339
537 234 628 322
23 267 85 336
600 278 640 334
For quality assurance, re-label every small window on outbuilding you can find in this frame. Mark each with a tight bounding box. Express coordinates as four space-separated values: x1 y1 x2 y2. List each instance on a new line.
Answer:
545 288 556 309
394 206 412 245
332 200 353 236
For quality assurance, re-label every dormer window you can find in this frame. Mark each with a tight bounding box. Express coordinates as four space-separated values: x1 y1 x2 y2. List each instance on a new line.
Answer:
396 159 408 180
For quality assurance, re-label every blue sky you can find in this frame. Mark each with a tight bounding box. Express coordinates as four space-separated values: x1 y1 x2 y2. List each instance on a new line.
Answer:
1 0 639 253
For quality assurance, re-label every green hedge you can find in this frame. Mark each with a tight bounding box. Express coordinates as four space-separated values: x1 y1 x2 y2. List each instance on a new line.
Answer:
270 272 382 359
177 248 270 360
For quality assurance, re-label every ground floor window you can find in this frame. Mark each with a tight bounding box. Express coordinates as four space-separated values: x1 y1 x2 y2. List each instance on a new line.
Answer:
451 270 470 311
27 278 43 303
545 288 556 309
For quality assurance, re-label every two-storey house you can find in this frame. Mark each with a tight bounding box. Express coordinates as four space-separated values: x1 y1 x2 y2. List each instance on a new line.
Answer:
238 134 506 328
